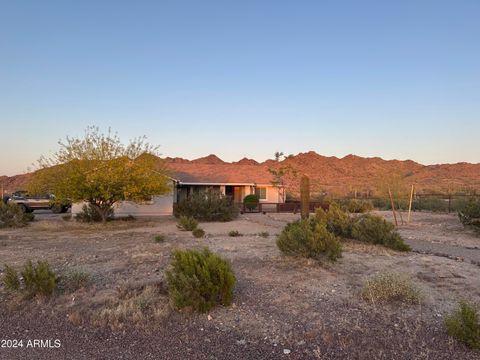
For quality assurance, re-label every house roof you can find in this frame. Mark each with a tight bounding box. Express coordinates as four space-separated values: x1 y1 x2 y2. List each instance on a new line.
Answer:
166 163 280 186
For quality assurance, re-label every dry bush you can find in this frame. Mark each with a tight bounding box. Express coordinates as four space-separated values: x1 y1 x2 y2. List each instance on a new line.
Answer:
154 234 166 243
2 264 20 291
59 269 93 292
192 228 205 238
176 215 198 231
228 230 243 237
345 199 373 213
93 284 168 329
362 272 421 305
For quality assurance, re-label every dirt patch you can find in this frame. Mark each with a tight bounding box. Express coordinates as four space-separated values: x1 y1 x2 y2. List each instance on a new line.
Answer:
0 213 479 359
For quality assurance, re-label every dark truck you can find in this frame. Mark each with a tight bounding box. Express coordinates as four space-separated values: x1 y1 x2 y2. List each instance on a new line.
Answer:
6 191 71 213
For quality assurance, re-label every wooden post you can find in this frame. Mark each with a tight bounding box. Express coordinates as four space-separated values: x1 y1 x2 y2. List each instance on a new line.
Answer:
388 187 398 226
407 185 414 223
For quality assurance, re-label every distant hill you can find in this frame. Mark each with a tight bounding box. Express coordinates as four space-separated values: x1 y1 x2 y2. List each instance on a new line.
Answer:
2 152 479 197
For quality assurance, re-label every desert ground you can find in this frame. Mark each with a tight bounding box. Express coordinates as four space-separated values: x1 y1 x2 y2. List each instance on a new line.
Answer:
0 210 479 359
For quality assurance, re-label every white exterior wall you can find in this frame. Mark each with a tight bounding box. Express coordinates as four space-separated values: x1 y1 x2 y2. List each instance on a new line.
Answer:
261 186 284 203
71 193 174 217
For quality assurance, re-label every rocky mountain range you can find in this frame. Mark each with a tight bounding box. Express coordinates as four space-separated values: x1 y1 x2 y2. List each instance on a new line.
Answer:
1 152 479 196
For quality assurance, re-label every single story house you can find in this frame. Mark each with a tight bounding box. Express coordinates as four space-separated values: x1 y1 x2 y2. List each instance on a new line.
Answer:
72 162 286 217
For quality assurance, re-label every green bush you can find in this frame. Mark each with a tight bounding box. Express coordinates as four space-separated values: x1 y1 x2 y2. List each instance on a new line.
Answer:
176 216 198 231
154 234 166 243
173 189 239 222
458 199 480 230
3 264 20 291
166 248 236 312
445 301 480 350
75 204 114 223
243 194 260 211
228 230 243 237
0 203 32 228
315 202 352 237
345 199 373 213
351 214 411 251
21 260 57 297
192 228 205 238
276 219 342 262
362 272 421 304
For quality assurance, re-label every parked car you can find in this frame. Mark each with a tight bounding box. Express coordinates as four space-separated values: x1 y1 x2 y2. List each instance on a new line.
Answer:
7 191 71 213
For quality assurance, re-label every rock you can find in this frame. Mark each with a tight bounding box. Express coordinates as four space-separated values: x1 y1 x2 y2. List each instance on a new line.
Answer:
283 349 291 354
236 339 246 345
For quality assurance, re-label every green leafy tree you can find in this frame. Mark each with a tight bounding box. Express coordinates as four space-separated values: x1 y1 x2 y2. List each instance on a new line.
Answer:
30 126 170 222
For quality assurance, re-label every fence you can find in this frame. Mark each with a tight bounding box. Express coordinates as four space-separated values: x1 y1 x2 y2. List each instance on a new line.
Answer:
239 201 328 214
238 194 479 214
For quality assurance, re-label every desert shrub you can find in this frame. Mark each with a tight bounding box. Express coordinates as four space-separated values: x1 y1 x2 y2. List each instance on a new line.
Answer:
3 264 20 291
411 198 449 212
22 212 35 222
371 198 390 210
166 248 236 313
62 214 72 221
445 301 480 350
243 194 260 211
173 189 239 222
0 203 31 228
362 273 421 304
21 260 57 297
277 219 342 262
351 214 411 251
192 228 205 238
59 269 92 292
315 202 352 237
176 216 198 231
75 204 114 223
228 230 243 237
154 234 165 243
345 199 373 213
258 231 270 238
458 199 480 230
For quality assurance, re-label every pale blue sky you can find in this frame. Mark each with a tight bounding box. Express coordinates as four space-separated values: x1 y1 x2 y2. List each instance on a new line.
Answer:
1 0 479 175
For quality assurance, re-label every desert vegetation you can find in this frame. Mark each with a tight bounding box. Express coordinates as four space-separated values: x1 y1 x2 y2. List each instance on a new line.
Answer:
29 126 170 222
445 301 480 351
458 199 480 231
0 203 478 358
0 202 34 228
165 248 236 313
173 189 239 221
362 272 422 305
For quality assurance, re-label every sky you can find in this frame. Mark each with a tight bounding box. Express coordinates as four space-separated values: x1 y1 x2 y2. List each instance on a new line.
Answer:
1 0 479 176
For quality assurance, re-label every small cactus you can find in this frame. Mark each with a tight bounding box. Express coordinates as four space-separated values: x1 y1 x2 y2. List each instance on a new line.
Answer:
300 175 310 219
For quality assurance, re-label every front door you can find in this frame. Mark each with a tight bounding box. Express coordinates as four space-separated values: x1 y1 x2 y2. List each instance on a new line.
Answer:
233 186 243 203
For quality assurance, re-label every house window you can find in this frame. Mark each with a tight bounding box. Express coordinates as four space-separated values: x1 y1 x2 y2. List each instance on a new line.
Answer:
255 187 267 200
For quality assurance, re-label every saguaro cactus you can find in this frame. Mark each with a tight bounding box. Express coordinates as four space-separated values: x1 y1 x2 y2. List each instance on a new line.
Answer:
300 175 310 219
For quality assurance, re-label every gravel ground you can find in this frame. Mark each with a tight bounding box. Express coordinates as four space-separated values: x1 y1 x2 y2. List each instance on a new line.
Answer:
1 211 479 359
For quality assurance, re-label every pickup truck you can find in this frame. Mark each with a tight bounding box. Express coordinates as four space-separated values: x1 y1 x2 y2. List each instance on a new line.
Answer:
6 191 71 213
